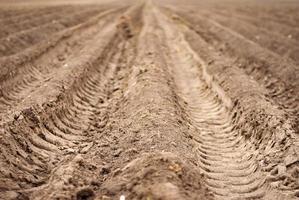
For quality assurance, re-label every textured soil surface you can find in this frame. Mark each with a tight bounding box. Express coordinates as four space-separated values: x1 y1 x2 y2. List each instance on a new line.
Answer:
0 0 298 199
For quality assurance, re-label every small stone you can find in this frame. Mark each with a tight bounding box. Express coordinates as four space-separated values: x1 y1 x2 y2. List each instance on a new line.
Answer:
19 114 24 120
120 195 126 200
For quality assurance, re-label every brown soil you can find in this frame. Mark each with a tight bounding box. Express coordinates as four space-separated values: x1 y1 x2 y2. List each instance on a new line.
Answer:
0 0 298 199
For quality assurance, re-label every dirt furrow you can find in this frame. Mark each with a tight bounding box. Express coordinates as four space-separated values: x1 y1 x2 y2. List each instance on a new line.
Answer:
168 7 299 133
206 7 299 42
206 2 299 29
0 7 130 198
0 8 117 83
0 5 80 39
168 6 299 70
0 8 123 125
0 7 107 57
0 7 34 19
73 3 214 199
0 2 149 198
0 6 123 80
0 0 298 199
196 10 299 65
236 4 299 28
155 7 284 199
26 29 125 200
0 5 60 24
161 5 298 199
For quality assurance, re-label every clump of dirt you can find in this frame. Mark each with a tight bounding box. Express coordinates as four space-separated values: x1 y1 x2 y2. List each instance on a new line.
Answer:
100 152 213 200
117 15 134 39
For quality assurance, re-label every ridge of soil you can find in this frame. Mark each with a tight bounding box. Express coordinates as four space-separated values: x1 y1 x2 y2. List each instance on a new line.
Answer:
0 0 298 199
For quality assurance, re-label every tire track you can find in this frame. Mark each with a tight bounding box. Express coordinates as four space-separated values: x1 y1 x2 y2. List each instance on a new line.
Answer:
0 7 118 82
0 8 123 123
1 27 117 191
27 33 125 200
0 1 298 199
154 5 295 199
168 6 299 69
0 4 143 198
166 7 299 134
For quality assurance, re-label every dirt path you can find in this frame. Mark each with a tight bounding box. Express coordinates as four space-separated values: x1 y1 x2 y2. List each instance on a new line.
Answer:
0 0 298 199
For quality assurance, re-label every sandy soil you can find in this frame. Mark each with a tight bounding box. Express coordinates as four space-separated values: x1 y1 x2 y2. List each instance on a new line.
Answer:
0 0 298 199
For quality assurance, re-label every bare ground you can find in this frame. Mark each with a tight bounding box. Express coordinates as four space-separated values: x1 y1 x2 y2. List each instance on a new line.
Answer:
0 0 298 199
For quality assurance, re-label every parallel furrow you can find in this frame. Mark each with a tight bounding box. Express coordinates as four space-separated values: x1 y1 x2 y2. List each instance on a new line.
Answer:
0 7 105 57
0 6 60 25
0 6 78 39
0 16 124 193
156 6 291 199
207 8 299 42
0 4 144 197
0 8 122 123
231 5 299 28
197 10 299 65
168 7 299 133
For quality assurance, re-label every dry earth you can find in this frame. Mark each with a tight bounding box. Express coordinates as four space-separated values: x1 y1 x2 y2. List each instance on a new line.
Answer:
0 0 298 199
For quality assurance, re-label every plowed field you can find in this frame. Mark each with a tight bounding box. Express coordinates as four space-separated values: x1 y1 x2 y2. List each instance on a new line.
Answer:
0 0 298 199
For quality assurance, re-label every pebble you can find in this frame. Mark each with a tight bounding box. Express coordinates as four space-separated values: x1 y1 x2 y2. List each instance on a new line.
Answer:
120 195 126 200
